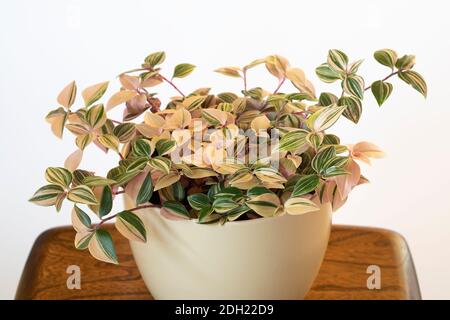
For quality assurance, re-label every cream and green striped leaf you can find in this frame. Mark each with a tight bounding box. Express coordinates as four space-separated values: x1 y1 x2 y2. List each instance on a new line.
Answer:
284 197 319 215
173 63 196 79
308 105 346 132
311 146 336 173
82 176 116 187
82 81 109 107
45 107 67 138
97 134 119 152
291 174 320 197
214 67 242 78
57 81 77 110
156 139 176 156
342 75 365 99
338 96 362 124
29 184 65 206
154 172 180 191
85 104 107 129
277 129 308 152
113 123 135 143
395 54 416 70
115 210 147 243
71 205 92 232
148 156 172 174
188 193 211 211
136 173 153 205
371 80 393 106
74 231 94 250
374 49 398 69
144 51 166 67
67 185 98 205
246 193 280 217
315 63 342 83
45 167 72 188
182 95 206 111
398 70 427 98
88 229 118 264
327 49 348 73
161 200 190 219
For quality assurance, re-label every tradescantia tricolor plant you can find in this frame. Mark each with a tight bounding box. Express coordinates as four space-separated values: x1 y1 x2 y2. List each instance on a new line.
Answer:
30 49 427 264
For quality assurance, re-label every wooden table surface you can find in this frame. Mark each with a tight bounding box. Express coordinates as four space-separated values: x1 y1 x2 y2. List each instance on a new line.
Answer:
15 224 421 300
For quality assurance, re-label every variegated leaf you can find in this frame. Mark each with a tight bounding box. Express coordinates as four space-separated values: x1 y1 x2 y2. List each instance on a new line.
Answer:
246 193 280 217
338 96 362 124
136 173 153 205
74 230 94 250
116 210 147 242
327 49 348 73
144 51 166 66
64 149 83 172
97 134 120 152
308 105 346 132
86 104 107 129
45 167 72 187
173 63 196 78
398 70 427 98
106 90 138 111
342 75 365 99
57 81 77 109
45 107 67 138
315 63 341 83
182 95 206 111
277 130 308 152
371 81 393 106
148 156 172 174
29 184 65 206
284 197 319 215
291 174 320 197
161 200 190 219
374 49 398 69
71 205 92 232
214 67 242 78
154 172 181 191
82 81 109 107
67 185 98 205
88 229 118 264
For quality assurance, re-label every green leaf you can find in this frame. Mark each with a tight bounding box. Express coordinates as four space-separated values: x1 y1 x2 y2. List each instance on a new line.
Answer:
374 49 398 69
277 129 308 152
116 210 147 242
315 63 342 83
395 54 416 70
97 134 119 152
88 229 118 264
161 200 190 219
188 193 211 211
318 92 338 106
72 205 92 231
198 206 214 223
99 186 112 217
327 49 348 73
371 80 393 106
45 167 72 188
342 75 365 99
247 186 271 197
172 63 196 78
67 185 98 205
144 51 166 67
291 174 320 197
29 184 65 206
148 156 172 174
348 59 364 74
83 176 116 187
311 146 336 173
214 187 244 200
136 173 153 205
322 167 349 178
132 139 152 157
85 104 107 129
172 181 185 202
127 157 149 172
156 139 176 156
113 123 135 143
306 132 323 150
338 96 362 124
398 70 427 98
212 197 239 214
114 169 142 186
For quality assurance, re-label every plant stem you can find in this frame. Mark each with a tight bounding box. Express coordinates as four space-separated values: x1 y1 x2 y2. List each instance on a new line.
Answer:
111 119 123 125
160 75 185 97
94 204 161 229
364 70 400 91
273 77 286 94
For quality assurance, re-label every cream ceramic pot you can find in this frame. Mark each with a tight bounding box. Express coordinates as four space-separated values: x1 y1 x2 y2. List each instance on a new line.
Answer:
126 199 332 300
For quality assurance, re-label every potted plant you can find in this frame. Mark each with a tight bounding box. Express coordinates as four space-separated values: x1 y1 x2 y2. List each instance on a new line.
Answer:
30 49 426 299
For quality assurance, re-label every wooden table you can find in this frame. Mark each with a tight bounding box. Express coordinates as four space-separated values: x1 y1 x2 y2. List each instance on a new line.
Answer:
15 225 421 300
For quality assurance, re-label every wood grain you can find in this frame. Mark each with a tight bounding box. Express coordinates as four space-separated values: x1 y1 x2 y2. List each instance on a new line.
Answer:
15 225 421 300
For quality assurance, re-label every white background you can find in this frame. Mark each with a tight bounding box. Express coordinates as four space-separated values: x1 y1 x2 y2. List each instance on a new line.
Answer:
1 0 449 299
